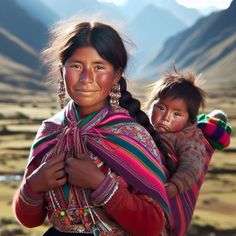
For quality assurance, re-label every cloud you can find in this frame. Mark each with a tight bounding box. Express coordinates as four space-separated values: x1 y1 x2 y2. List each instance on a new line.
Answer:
176 0 232 9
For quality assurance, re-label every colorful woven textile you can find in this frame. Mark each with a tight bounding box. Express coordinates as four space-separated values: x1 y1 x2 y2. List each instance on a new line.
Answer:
162 140 214 236
197 113 232 150
163 113 231 235
28 101 170 219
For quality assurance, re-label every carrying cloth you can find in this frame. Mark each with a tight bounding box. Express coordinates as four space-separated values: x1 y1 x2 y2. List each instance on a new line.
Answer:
163 114 231 236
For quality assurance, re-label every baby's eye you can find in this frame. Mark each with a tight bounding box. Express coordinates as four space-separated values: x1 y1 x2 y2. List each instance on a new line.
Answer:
174 111 181 116
158 105 165 111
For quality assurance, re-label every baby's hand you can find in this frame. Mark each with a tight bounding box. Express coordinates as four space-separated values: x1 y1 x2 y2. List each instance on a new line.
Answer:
165 182 178 198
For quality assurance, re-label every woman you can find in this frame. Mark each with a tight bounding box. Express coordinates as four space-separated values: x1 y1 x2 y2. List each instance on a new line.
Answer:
13 20 170 236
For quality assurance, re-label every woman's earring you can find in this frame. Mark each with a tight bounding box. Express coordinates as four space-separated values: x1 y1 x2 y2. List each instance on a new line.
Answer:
109 84 121 108
58 78 65 109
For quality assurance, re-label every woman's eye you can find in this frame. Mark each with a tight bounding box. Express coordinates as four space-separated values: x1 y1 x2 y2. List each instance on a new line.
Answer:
95 65 104 70
71 64 81 70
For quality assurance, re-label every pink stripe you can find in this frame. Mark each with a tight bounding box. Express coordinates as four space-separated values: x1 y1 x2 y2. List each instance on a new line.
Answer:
218 132 230 146
107 141 164 187
203 124 215 136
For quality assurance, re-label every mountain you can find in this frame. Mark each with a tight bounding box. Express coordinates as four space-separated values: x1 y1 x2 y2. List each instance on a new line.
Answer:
149 0 201 26
120 0 201 26
0 55 46 95
34 0 192 75
140 0 236 82
40 0 125 23
0 0 49 51
126 4 187 73
0 27 46 93
15 0 59 27
0 27 39 70
0 0 49 94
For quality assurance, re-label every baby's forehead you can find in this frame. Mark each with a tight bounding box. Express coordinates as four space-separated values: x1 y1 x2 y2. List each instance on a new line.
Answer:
153 96 187 104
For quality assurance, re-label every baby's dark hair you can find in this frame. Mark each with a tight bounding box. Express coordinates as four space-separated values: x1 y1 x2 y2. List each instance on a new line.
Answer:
147 70 206 123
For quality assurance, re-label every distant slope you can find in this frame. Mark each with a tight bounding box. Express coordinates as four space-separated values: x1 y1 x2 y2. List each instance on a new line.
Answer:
15 0 59 27
0 54 46 94
150 0 201 26
0 0 49 50
0 27 40 70
141 0 236 82
0 27 46 94
126 4 187 72
127 4 187 51
120 0 201 26
40 0 125 23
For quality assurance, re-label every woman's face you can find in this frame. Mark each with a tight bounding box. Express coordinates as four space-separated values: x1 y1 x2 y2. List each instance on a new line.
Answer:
62 46 121 116
150 97 190 133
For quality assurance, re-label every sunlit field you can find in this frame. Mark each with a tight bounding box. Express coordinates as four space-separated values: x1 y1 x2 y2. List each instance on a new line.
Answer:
0 79 235 236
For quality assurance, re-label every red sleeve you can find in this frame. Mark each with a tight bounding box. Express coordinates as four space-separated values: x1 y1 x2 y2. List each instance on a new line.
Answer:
103 178 165 236
12 166 47 228
13 188 47 227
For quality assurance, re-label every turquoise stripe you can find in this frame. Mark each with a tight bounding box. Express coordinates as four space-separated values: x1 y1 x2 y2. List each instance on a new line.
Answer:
63 183 70 200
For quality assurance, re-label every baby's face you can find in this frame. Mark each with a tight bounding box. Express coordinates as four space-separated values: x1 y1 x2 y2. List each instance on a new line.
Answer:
150 97 190 133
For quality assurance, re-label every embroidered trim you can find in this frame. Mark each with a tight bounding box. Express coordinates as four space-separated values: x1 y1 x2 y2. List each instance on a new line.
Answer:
92 173 119 206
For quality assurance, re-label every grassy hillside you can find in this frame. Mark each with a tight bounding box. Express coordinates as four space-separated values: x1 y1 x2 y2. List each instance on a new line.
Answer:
0 55 46 95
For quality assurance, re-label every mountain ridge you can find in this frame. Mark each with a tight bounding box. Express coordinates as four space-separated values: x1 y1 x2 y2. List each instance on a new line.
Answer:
139 0 236 83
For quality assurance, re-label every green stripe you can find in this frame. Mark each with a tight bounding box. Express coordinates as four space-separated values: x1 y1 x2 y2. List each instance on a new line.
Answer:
32 132 59 150
105 134 166 181
72 103 100 128
78 112 98 128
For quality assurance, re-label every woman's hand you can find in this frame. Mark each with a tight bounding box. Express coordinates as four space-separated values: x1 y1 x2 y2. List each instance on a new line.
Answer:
27 154 67 193
65 154 105 190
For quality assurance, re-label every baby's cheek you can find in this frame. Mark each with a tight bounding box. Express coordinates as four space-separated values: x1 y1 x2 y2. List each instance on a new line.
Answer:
170 120 186 132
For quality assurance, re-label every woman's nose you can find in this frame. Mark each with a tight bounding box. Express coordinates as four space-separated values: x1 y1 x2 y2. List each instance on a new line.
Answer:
80 68 93 82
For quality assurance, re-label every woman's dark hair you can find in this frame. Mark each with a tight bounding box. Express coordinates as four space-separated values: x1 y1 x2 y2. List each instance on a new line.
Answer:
59 22 128 70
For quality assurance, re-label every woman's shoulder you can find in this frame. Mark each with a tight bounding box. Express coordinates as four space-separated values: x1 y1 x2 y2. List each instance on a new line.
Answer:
38 109 65 136
109 107 160 156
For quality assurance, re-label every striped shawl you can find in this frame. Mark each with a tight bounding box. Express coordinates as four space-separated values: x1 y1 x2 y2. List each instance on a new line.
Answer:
27 101 170 224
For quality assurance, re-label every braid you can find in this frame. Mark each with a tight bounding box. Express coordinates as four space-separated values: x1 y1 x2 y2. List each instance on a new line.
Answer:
119 77 169 157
